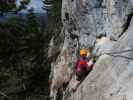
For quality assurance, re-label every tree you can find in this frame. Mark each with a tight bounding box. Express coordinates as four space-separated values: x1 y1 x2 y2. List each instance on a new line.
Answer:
0 0 30 14
0 0 16 13
0 10 47 100
14 0 31 13
26 8 40 33
0 0 62 100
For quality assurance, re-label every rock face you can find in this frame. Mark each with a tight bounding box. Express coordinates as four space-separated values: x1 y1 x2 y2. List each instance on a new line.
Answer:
49 0 133 100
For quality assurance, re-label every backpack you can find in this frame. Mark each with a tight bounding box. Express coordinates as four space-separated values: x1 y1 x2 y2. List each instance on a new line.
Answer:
76 58 88 74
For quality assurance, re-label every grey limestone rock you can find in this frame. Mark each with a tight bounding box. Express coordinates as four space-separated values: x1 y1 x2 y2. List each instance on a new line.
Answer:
49 0 133 100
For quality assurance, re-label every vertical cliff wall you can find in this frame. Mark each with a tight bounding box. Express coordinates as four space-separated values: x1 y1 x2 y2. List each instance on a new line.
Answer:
49 0 133 100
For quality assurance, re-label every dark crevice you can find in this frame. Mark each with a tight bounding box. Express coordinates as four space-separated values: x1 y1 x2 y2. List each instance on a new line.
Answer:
96 34 106 39
65 12 69 21
49 51 61 62
119 13 133 38
70 33 79 40
56 89 63 100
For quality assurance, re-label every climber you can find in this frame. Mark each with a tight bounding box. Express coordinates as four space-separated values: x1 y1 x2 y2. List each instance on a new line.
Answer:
72 48 94 91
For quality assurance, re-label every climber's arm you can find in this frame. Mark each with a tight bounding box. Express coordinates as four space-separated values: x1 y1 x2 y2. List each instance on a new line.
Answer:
86 59 94 71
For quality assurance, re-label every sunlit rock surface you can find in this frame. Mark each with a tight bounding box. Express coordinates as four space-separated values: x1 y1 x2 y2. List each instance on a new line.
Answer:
49 0 133 100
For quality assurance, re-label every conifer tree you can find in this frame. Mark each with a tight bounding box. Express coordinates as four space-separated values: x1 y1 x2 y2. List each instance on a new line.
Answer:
26 8 39 33
0 0 16 13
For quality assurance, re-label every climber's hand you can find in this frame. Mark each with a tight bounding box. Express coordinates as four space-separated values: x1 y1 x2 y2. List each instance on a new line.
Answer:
92 56 97 63
87 59 93 67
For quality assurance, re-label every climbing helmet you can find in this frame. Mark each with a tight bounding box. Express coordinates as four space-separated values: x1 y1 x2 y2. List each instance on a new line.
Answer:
80 49 88 57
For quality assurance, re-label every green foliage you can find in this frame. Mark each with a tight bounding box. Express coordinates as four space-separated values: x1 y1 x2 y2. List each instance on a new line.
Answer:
0 0 16 13
0 13 49 100
45 0 63 46
0 0 63 100
50 0 62 22
0 0 30 13
26 9 40 33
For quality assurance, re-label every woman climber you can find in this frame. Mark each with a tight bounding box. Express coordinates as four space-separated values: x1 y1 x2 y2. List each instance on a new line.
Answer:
71 48 95 91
